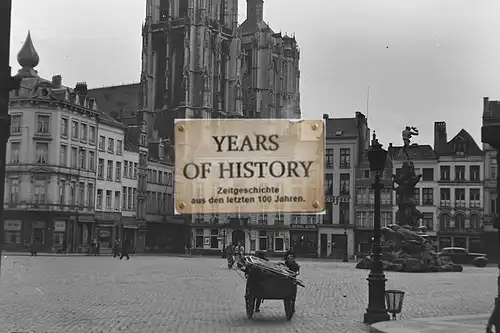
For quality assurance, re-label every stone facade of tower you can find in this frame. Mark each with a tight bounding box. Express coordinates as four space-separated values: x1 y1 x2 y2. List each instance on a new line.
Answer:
139 0 242 143
238 0 301 119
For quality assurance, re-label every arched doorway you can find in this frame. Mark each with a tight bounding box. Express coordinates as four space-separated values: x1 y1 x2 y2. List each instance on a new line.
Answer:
232 230 245 247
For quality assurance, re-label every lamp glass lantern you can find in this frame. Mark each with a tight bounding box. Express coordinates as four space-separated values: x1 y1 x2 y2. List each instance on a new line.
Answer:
385 290 405 320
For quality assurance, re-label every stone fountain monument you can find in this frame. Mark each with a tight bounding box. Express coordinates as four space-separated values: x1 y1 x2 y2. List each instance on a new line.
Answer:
356 127 463 272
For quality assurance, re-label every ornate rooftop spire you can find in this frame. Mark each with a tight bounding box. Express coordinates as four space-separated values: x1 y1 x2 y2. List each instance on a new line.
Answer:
17 30 39 77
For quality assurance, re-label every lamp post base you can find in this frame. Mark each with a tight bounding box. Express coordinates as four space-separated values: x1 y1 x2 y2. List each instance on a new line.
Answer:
364 271 390 324
364 311 390 324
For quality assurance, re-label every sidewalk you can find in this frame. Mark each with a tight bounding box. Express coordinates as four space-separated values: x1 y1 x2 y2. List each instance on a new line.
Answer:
371 313 489 332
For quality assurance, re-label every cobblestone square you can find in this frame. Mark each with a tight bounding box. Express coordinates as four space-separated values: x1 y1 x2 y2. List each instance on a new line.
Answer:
0 255 496 333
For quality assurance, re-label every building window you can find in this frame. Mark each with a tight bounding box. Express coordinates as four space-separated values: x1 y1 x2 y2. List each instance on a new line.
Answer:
106 190 112 209
422 212 433 231
258 230 267 250
89 125 96 143
492 198 497 215
339 174 350 195
469 214 482 230
59 179 65 205
326 149 334 168
107 161 113 180
132 188 137 209
35 142 48 164
439 213 451 230
339 202 349 224
88 151 95 171
79 148 86 169
356 187 368 204
275 213 284 224
80 123 87 141
11 114 22 134
258 214 267 225
455 166 465 181
127 188 132 210
195 228 204 248
98 159 104 178
210 229 219 249
325 174 333 195
124 161 129 178
455 213 465 229
381 212 392 226
455 142 466 153
96 189 103 209
381 188 391 205
34 176 47 204
422 168 434 181
9 178 19 203
98 136 105 150
10 142 20 164
60 144 67 166
87 183 94 207
440 188 450 206
470 165 480 181
455 188 465 207
134 163 138 178
491 156 497 179
364 169 370 179
440 166 450 180
78 182 85 206
122 187 127 210
469 189 480 208
61 117 68 137
36 114 50 134
4 223 21 244
307 215 316 224
71 147 78 168
69 182 76 205
108 138 114 153
71 120 78 139
116 162 121 181
413 188 420 205
339 148 351 168
116 140 123 154
114 191 120 210
275 237 284 251
422 188 433 205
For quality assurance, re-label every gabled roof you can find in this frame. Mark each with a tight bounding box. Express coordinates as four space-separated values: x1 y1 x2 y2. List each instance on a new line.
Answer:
434 129 483 156
325 118 358 139
388 144 438 160
238 20 274 35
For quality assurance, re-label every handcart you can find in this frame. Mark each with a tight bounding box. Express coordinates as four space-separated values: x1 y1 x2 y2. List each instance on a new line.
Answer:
240 255 304 320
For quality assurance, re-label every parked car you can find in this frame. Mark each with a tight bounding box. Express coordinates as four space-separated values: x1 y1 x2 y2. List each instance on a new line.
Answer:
438 247 488 267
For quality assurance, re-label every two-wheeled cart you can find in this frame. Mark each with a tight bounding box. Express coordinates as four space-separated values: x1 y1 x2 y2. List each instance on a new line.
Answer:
241 256 304 320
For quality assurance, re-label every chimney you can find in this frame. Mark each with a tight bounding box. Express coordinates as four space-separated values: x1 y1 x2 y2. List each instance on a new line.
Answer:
322 113 329 120
389 143 393 148
434 121 447 152
74 82 88 106
247 0 264 23
52 75 62 87
483 97 490 116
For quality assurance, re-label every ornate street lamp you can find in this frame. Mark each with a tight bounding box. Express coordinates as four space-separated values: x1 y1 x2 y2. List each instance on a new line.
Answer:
481 112 500 307
364 131 390 324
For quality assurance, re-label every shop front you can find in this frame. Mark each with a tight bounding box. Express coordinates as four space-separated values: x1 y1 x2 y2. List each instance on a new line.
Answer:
248 228 290 256
289 224 318 258
146 217 187 253
95 211 121 252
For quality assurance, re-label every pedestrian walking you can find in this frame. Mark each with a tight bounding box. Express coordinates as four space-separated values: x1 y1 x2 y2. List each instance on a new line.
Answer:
113 238 120 258
487 299 499 333
30 237 37 256
120 240 130 260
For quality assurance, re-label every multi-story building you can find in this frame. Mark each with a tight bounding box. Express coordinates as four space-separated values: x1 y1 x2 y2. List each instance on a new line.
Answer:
239 0 301 119
4 32 116 253
318 112 369 259
354 152 393 256
482 96 500 260
388 142 439 245
120 147 139 247
434 121 485 251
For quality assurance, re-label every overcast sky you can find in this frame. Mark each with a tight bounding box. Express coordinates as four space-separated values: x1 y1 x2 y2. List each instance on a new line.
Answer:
9 0 500 147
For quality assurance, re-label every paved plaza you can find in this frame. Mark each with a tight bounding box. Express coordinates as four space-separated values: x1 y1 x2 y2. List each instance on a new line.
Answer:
0 255 496 333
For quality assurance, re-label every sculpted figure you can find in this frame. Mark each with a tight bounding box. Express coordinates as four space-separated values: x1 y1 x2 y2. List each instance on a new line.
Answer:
402 126 419 159
392 161 423 228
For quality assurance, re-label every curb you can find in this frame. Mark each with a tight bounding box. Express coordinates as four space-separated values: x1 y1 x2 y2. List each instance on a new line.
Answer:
370 314 490 333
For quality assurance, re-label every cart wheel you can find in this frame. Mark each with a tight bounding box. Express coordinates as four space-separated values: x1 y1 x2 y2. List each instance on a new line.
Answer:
246 296 256 319
284 298 294 320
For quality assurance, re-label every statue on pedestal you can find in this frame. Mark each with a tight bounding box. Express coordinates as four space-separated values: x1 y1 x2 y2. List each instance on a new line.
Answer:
392 161 423 229
402 126 419 159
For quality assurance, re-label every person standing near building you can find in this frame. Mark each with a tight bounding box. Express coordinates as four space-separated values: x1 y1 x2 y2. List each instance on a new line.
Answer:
113 238 120 258
120 240 130 260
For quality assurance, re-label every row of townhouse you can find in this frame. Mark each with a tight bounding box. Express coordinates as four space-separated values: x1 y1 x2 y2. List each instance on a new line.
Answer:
3 34 181 254
186 111 495 259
